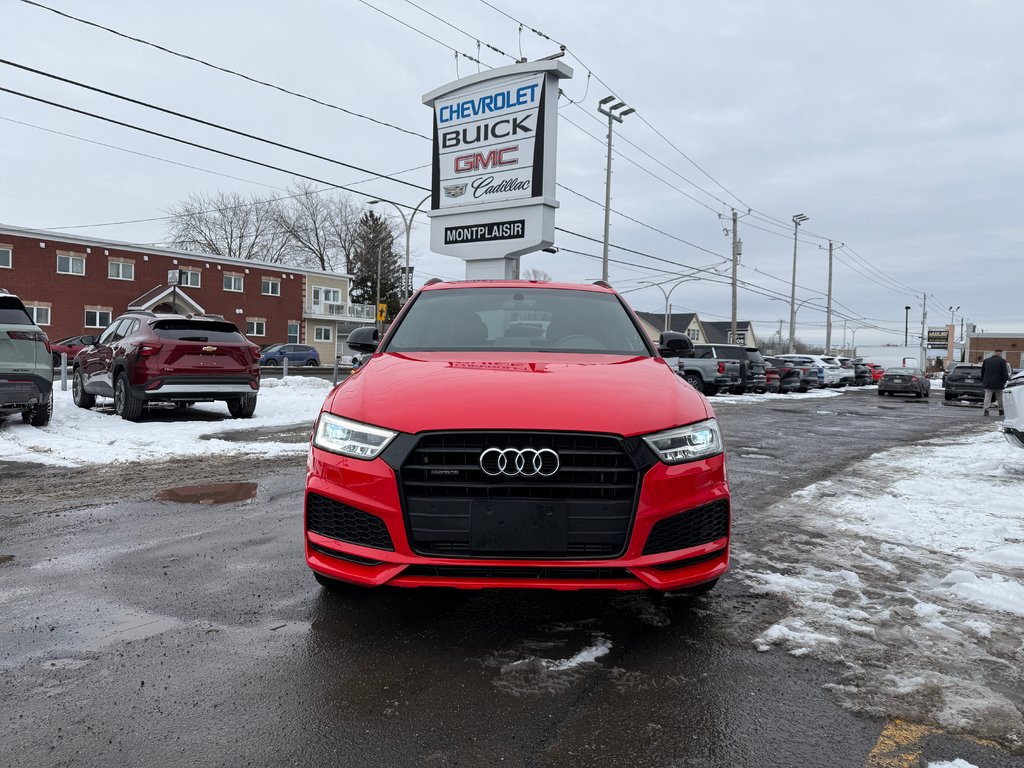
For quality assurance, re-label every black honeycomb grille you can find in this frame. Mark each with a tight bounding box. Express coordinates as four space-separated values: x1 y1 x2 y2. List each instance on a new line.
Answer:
642 500 730 555
306 493 394 551
401 565 633 580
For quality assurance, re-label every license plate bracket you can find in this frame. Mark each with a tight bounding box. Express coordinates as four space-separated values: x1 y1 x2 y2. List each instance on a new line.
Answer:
470 501 568 553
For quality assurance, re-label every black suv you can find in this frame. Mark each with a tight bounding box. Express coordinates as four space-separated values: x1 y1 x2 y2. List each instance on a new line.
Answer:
693 344 768 394
943 363 984 402
73 312 261 420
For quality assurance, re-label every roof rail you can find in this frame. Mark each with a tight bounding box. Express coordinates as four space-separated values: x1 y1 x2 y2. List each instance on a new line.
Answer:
130 310 157 317
592 280 614 289
423 277 443 287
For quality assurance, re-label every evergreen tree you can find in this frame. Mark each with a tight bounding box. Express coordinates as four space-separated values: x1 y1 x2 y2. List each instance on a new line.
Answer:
348 212 403 320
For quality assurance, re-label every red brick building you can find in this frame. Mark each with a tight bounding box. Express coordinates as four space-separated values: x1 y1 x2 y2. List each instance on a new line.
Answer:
966 333 1024 368
0 225 374 360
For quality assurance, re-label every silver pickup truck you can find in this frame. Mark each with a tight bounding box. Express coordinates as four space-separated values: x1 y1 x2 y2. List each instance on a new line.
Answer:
675 352 741 396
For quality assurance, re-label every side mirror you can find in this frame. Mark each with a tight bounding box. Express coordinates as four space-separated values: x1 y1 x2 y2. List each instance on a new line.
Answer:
347 326 380 354
80 335 98 346
658 331 694 358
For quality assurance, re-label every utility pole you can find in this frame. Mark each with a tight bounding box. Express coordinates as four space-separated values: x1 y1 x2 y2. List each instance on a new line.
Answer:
825 240 835 353
730 209 740 344
920 292 928 370
375 245 383 334
787 213 809 353
598 96 634 283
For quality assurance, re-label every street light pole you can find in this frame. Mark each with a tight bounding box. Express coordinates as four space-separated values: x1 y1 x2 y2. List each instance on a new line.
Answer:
904 305 911 346
788 214 809 353
597 96 635 283
641 276 702 332
368 194 431 299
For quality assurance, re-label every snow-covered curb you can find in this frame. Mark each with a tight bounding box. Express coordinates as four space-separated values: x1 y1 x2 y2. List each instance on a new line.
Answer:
0 377 331 467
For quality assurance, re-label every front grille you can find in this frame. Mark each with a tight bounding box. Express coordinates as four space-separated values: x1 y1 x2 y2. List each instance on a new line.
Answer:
401 565 633 580
642 500 730 555
399 432 641 558
306 493 394 551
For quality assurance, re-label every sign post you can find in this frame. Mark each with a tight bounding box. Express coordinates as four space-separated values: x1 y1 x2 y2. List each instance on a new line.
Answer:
423 60 573 279
167 269 181 314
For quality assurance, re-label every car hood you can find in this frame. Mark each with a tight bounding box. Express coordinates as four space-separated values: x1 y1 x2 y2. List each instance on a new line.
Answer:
324 351 712 437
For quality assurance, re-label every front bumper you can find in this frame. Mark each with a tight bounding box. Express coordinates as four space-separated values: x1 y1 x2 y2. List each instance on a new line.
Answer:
305 444 730 591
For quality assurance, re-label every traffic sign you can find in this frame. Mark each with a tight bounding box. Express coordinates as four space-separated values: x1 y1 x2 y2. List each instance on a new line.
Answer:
377 303 387 322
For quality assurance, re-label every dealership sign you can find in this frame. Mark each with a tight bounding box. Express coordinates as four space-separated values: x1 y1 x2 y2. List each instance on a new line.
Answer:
927 328 949 348
423 60 572 265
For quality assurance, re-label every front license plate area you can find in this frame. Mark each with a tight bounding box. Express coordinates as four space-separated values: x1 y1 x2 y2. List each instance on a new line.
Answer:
471 502 568 553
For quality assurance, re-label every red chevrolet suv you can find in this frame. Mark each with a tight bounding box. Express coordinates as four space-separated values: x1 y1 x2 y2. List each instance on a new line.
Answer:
73 312 260 421
305 281 731 594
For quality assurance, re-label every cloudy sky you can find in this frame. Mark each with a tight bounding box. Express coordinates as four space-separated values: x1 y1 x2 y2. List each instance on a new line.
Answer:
1 0 1020 347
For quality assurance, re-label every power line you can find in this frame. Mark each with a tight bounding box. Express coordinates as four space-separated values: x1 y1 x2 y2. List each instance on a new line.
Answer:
0 59 429 193
18 0 431 142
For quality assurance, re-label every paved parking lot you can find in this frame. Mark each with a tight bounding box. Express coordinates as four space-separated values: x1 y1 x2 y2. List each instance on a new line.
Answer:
1 389 1020 767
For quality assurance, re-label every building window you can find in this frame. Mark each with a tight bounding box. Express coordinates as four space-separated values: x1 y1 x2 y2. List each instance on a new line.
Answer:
314 325 332 342
687 328 700 341
312 286 341 305
287 322 299 344
0 246 11 268
108 260 135 281
27 304 51 326
181 268 201 287
85 308 112 328
57 253 86 275
224 273 244 292
246 319 266 337
262 278 281 296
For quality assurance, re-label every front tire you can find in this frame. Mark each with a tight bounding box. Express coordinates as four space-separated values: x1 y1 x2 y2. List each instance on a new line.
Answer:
114 372 143 421
305 359 318 367
72 369 95 409
878 389 885 397
22 391 53 427
227 395 258 419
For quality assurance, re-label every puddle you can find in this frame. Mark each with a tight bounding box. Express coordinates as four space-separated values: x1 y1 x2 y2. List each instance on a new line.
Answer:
0 555 13 566
156 482 258 505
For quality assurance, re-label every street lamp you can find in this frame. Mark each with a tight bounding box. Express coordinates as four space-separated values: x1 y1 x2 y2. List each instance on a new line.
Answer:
904 305 911 345
368 194 431 299
640 276 703 332
787 213 809 353
597 96 635 283
949 305 959 325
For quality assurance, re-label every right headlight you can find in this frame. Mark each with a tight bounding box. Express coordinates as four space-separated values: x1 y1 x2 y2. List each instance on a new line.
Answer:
643 418 724 464
312 413 397 459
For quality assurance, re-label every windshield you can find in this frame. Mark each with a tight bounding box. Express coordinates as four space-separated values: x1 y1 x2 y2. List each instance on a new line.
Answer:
384 287 651 355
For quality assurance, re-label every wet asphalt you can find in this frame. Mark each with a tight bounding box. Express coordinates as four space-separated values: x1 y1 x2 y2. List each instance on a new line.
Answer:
1 388 1020 767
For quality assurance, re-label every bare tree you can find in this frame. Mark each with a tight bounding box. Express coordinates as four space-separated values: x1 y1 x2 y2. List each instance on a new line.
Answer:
274 181 343 272
166 191 291 263
327 194 363 275
521 268 552 282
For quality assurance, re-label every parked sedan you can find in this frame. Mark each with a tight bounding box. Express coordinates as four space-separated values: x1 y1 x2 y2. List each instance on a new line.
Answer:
878 367 930 398
50 334 95 368
943 364 984 402
259 343 320 367
1001 371 1024 448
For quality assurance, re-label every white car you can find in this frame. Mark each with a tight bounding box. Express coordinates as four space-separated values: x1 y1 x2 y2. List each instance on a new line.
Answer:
1001 370 1024 449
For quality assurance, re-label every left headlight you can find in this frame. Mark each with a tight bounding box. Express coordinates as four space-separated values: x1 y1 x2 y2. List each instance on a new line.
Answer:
643 418 723 464
312 413 397 459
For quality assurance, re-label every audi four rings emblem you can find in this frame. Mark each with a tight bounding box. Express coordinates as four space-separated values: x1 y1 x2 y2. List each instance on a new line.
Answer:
479 447 560 478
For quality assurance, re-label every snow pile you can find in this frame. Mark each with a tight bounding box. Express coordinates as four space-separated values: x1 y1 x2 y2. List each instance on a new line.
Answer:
710 387 842 404
737 430 1024 747
0 377 333 467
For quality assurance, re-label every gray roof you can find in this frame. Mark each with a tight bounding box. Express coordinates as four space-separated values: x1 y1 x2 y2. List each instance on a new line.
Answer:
634 311 696 334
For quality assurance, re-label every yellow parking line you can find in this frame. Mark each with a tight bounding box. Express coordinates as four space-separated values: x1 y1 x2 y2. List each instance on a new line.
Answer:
866 719 933 768
866 718 1006 767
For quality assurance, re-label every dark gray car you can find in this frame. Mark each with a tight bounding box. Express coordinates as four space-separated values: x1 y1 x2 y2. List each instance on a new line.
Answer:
878 367 930 399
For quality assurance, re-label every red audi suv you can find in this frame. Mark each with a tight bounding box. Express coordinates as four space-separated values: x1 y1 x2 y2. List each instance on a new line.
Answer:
305 281 730 593
73 312 261 420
